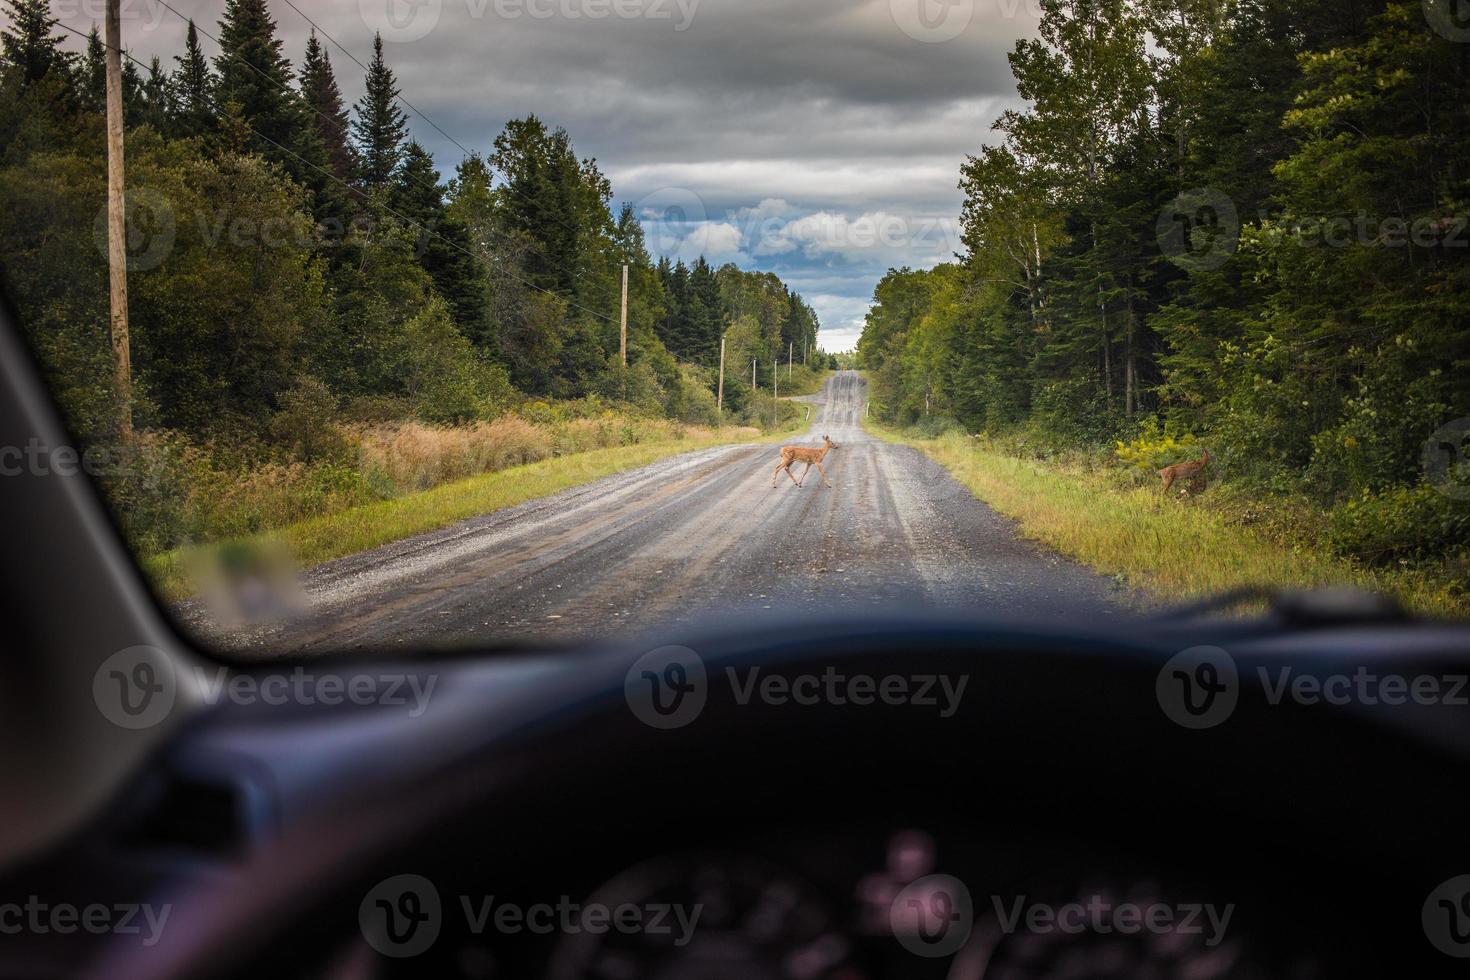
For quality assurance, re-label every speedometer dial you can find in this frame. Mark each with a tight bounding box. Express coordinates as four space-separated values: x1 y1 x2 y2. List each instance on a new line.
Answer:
547 853 864 980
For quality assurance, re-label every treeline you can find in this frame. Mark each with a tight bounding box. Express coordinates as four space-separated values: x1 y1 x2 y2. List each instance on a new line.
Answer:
0 0 823 450
859 0 1469 569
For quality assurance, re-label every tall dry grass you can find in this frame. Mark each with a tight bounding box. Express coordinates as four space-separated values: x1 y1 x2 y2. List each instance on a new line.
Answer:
354 417 555 493
352 416 732 494
119 411 760 561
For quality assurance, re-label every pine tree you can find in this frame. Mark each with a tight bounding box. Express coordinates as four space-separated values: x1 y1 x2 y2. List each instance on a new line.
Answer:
137 56 173 131
655 259 691 354
391 140 442 222
1 0 72 87
121 52 144 119
214 0 308 171
687 257 724 364
80 25 105 113
353 33 407 188
299 31 355 183
392 141 487 334
171 20 215 138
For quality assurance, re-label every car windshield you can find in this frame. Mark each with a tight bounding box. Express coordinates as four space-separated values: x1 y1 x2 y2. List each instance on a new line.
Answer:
1 0 1466 655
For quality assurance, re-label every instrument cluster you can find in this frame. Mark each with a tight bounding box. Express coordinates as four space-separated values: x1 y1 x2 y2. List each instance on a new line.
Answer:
368 827 1329 980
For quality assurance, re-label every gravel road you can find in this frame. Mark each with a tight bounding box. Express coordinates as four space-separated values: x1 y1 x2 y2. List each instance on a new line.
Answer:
188 371 1124 654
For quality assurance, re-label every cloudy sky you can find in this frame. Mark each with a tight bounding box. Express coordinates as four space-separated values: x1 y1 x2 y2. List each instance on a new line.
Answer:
53 0 1040 350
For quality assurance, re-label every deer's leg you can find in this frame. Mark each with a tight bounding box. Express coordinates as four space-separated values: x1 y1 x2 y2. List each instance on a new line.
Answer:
795 461 812 487
772 459 788 488
814 461 832 488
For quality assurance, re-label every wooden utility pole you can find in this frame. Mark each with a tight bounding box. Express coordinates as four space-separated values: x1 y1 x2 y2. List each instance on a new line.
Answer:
619 263 628 366
751 358 756 391
104 0 132 441
716 336 726 418
788 342 793 380
772 361 779 428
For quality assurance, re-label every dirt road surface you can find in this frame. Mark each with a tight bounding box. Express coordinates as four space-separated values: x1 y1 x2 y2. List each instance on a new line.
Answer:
188 372 1124 654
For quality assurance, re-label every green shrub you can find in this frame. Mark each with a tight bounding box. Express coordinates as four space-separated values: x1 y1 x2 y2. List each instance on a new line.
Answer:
1327 484 1470 566
913 415 964 439
269 378 348 463
99 431 202 555
1031 376 1125 447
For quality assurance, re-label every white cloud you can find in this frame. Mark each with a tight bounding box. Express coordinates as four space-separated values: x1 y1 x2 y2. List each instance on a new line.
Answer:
735 198 797 222
672 221 746 264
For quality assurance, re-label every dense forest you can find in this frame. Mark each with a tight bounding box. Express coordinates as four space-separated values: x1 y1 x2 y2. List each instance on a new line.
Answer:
0 0 826 553
859 0 1469 574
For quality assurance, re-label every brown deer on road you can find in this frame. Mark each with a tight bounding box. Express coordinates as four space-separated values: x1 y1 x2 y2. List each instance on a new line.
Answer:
1158 449 1211 495
772 435 839 489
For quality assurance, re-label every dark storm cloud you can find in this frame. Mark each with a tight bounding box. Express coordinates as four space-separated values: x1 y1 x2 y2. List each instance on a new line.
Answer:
56 0 1038 347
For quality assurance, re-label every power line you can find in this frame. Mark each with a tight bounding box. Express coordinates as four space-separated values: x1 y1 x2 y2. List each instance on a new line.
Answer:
267 0 642 291
274 0 474 161
54 19 617 324
127 0 626 315
148 2 629 316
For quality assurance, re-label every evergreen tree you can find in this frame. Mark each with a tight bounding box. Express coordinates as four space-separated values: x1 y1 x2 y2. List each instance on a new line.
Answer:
214 0 314 178
686 257 724 364
391 140 443 223
1 0 72 88
171 20 214 138
392 141 488 335
299 32 355 183
490 116 584 293
137 56 173 131
353 33 407 188
121 53 144 119
80 25 105 113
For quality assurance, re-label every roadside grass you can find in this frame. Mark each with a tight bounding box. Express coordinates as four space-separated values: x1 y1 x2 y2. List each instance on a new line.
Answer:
146 426 786 602
870 425 1469 619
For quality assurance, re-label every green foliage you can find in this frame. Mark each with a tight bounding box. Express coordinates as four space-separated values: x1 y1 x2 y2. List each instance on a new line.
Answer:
1 0 73 89
172 22 214 140
268 377 347 463
858 0 1470 578
298 31 353 182
1327 486 1470 570
1030 376 1125 448
352 33 406 188
399 296 514 424
0 20 825 562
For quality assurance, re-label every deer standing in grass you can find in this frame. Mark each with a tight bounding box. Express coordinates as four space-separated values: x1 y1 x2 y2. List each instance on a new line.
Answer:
1158 449 1211 495
772 434 839 489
